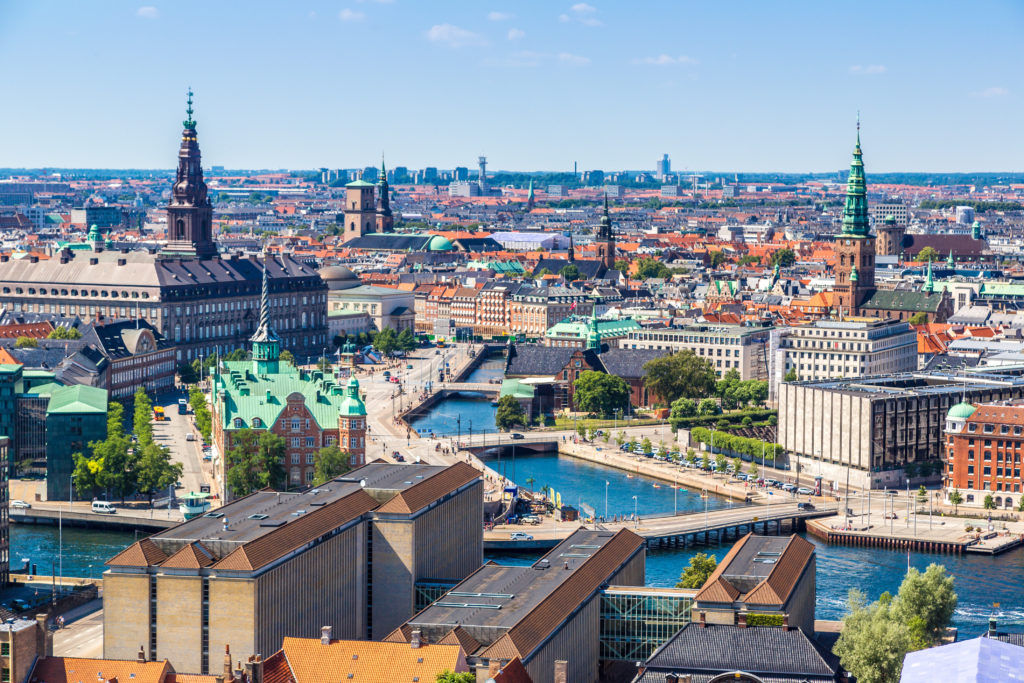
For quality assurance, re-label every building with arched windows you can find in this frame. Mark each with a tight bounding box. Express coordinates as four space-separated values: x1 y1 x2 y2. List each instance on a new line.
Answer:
211 255 366 496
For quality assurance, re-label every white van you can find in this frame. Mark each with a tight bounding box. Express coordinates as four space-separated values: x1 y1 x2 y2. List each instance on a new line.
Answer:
91 501 116 514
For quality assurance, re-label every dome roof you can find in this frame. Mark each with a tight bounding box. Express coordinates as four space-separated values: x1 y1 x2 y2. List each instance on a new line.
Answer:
340 375 366 417
319 265 361 290
427 235 454 251
947 402 976 420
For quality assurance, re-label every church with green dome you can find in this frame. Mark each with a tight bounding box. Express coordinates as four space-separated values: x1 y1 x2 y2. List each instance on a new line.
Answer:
211 253 367 496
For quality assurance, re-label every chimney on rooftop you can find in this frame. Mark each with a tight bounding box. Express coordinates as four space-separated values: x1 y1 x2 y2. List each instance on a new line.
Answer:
244 655 263 683
698 611 706 628
137 646 145 663
320 626 332 644
35 614 52 657
553 660 567 683
782 614 790 631
737 612 747 628
224 645 234 682
410 629 422 649
487 662 500 678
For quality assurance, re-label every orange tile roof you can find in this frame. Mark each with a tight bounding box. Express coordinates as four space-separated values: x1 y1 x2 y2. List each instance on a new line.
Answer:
276 637 467 683
27 658 209 683
161 542 218 569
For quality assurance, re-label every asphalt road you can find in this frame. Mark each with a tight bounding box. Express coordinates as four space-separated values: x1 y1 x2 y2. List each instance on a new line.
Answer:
53 600 103 658
153 392 212 497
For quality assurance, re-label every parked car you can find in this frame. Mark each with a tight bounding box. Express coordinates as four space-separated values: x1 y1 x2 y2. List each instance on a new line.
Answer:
393 453 405 462
797 487 814 496
521 515 540 525
509 532 534 541
797 502 815 511
510 433 524 440
735 474 748 481
10 500 30 509
782 483 797 492
406 364 413 370
186 433 196 441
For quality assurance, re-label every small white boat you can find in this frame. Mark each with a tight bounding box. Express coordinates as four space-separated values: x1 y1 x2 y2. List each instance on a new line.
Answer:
180 492 212 520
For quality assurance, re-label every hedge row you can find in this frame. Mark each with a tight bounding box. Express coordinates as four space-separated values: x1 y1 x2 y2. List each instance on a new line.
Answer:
690 426 780 461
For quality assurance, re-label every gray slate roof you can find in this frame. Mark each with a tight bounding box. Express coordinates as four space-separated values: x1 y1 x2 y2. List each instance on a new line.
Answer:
638 624 841 682
860 288 946 313
596 348 667 380
505 344 578 377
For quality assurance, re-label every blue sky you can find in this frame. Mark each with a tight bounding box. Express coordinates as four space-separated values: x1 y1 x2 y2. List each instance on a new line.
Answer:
1 0 1021 172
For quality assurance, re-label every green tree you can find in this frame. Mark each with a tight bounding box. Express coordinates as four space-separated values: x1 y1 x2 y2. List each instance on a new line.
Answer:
90 402 137 503
577 423 588 441
374 328 399 357
709 251 727 268
189 387 212 443
559 263 581 281
685 449 696 467
279 349 295 364
136 441 183 506
892 565 957 644
783 368 798 382
47 326 82 340
72 451 105 497
916 485 928 503
701 451 711 470
833 589 916 683
983 493 996 510
435 671 475 683
614 259 630 271
917 246 940 263
573 371 630 417
909 312 928 325
643 350 718 405
697 398 719 416
770 248 796 268
948 489 962 514
670 397 697 419
396 328 417 352
715 452 727 472
14 336 37 348
675 552 717 589
615 432 625 447
494 395 526 431
313 445 351 485
635 257 672 280
732 457 742 474
641 437 652 454
748 460 759 478
737 254 760 266
225 429 286 496
133 388 153 446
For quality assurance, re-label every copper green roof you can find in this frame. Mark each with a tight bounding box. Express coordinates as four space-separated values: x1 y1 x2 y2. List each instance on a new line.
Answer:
500 379 535 400
215 362 355 430
46 384 108 414
545 316 640 339
427 235 454 251
346 179 375 188
339 376 366 417
947 402 976 420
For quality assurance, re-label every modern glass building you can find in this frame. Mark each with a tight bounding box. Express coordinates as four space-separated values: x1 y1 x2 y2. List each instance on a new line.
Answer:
599 586 695 661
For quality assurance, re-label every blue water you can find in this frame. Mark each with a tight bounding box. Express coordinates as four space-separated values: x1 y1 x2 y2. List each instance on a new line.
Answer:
11 525 142 579
410 392 499 435
498 453 736 519
463 352 504 383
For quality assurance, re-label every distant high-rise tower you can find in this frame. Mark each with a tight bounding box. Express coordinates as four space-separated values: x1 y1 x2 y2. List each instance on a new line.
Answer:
164 89 217 259
656 154 671 182
478 156 488 194
525 179 535 212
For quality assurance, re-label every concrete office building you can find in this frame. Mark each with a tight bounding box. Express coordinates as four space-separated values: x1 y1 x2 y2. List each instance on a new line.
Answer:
621 324 771 380
779 369 1024 489
393 528 645 683
770 318 917 397
103 461 482 674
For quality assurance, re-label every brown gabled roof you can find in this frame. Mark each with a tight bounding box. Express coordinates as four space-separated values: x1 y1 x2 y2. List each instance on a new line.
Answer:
480 529 645 662
492 657 533 683
107 538 168 568
260 650 294 683
744 535 815 606
29 658 175 683
376 461 480 514
694 533 751 603
212 489 378 571
439 626 482 655
161 542 219 569
382 624 412 643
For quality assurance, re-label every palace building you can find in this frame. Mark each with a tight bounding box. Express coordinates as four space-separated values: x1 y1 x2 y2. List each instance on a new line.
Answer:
211 254 366 493
0 92 328 365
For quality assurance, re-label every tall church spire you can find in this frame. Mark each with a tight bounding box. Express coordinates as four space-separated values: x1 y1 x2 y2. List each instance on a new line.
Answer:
376 155 393 233
594 193 615 269
251 250 281 375
164 89 217 259
840 117 870 238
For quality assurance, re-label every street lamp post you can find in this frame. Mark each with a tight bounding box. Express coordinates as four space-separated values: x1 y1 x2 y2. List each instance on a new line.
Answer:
632 495 638 529
605 481 609 522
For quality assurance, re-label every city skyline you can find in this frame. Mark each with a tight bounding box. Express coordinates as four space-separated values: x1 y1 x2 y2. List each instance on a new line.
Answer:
0 0 1021 171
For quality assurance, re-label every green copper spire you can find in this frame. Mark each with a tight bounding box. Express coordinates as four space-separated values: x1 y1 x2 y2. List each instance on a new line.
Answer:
183 88 196 131
972 220 982 240
251 250 281 375
840 117 870 238
923 259 935 293
850 264 859 282
585 305 601 351
527 179 535 200
947 249 955 267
